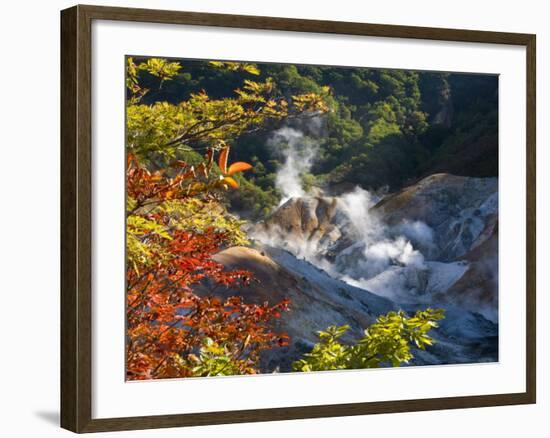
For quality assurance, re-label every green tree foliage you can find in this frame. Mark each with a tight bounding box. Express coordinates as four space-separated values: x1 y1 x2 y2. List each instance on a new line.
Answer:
293 309 445 372
252 66 495 213
135 57 497 219
125 58 332 379
184 337 250 377
126 57 330 166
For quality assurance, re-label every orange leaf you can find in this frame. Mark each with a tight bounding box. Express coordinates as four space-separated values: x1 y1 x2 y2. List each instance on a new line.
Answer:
223 176 239 189
227 161 253 175
218 146 230 174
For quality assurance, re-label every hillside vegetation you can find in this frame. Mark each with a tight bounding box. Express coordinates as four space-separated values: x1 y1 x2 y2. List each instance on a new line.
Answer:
134 58 498 218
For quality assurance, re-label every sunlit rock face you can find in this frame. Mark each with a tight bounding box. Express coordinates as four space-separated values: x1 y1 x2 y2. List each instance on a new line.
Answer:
251 196 345 259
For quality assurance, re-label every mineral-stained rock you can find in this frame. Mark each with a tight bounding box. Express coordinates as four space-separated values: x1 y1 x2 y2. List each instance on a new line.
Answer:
252 196 344 254
374 173 498 261
435 217 498 322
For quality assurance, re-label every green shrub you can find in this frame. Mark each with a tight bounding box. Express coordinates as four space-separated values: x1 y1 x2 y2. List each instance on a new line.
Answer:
293 308 445 371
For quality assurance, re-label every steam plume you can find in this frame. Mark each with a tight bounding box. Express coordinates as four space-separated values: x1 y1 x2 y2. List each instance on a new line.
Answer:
267 127 319 204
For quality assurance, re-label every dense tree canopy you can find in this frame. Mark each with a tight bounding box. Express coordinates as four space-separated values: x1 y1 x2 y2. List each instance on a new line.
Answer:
134 57 497 218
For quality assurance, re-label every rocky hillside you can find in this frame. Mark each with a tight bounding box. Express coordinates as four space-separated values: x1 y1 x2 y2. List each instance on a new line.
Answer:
211 173 499 370
252 173 498 320
374 173 498 261
372 173 498 320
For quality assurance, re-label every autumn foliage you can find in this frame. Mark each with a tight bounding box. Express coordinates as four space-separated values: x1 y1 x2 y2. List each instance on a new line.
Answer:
126 147 293 380
124 57 329 380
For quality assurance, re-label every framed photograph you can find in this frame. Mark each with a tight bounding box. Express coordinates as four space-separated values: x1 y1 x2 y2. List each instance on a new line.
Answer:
60 4 536 433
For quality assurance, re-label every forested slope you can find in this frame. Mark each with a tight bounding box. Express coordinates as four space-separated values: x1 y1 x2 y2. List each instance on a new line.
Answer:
134 58 498 218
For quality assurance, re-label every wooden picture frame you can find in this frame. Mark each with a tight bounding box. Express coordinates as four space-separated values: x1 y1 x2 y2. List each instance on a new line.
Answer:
61 4 536 433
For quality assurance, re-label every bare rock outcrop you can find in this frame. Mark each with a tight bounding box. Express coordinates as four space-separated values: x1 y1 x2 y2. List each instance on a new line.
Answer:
374 173 498 261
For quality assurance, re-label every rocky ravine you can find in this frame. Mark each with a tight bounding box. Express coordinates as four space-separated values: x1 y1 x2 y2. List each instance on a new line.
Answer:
212 174 499 371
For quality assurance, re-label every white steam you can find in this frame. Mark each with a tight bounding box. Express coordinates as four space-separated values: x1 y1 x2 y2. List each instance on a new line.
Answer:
334 187 428 280
255 128 480 305
268 127 319 204
337 187 380 242
253 184 450 303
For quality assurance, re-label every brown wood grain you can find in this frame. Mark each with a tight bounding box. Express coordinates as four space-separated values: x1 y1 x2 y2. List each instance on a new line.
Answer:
60 4 537 433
